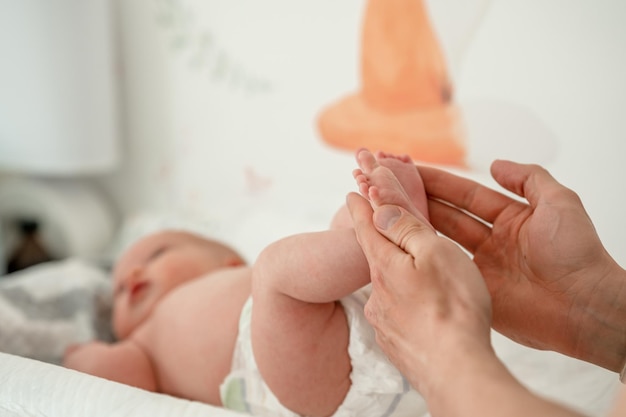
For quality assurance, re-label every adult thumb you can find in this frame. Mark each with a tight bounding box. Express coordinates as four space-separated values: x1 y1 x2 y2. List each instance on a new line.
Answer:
372 205 436 256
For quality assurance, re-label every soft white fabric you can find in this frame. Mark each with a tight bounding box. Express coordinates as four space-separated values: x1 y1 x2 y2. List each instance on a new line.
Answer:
0 352 247 417
0 259 114 365
220 286 428 416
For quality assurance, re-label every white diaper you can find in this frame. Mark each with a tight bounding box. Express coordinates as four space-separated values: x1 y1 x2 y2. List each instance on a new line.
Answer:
219 285 428 417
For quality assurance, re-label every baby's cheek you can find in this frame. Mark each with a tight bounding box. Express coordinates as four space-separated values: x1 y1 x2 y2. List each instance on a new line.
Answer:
112 305 131 339
167 264 207 287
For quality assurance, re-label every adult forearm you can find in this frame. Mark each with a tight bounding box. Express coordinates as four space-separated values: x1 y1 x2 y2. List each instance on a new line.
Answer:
423 346 587 417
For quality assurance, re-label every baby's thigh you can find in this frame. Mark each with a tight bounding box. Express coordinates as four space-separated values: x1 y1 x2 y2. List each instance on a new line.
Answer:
250 292 351 417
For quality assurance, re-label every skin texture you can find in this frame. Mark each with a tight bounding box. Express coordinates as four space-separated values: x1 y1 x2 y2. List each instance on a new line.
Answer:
64 231 250 405
417 161 626 372
111 232 246 339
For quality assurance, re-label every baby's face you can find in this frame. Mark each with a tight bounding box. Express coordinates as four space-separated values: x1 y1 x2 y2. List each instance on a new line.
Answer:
112 231 243 339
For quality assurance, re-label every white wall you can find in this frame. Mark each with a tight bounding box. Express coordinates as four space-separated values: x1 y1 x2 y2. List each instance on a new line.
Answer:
456 0 626 264
99 0 626 262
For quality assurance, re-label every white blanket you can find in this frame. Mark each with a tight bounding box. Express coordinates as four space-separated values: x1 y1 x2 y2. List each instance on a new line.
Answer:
0 352 246 417
0 259 114 365
0 341 619 417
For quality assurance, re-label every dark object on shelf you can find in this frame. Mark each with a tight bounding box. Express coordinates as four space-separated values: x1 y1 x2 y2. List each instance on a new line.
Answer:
7 219 55 274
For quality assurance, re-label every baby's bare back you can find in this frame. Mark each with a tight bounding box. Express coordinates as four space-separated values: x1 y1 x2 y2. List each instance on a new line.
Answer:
132 266 252 405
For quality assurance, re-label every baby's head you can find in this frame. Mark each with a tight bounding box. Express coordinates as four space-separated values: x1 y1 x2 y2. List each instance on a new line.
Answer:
112 230 245 339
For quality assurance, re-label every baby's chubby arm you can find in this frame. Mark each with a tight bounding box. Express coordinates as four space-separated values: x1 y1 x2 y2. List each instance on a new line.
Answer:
63 340 157 392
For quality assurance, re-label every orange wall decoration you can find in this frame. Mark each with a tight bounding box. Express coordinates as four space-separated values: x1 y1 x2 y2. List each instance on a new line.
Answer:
317 0 466 167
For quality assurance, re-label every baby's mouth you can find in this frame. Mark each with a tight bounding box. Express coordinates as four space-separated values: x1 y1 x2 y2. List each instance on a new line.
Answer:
129 281 150 303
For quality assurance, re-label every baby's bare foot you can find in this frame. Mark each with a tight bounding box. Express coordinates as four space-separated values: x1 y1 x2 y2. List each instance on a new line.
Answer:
353 149 429 225
376 151 429 220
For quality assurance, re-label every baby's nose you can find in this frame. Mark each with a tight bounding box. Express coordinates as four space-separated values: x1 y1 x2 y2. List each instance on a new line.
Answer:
126 266 143 284
129 266 143 282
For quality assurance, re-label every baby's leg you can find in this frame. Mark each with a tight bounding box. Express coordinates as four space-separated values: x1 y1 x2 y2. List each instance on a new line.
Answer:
250 150 428 416
354 149 431 226
329 204 352 229
251 228 367 417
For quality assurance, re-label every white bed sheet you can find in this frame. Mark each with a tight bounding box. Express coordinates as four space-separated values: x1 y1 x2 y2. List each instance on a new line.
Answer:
0 352 246 417
0 342 620 417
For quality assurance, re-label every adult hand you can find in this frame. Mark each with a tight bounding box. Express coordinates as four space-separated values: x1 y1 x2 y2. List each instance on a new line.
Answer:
419 160 626 372
346 192 493 397
347 191 593 417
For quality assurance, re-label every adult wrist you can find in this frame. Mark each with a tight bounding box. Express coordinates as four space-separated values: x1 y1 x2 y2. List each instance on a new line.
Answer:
425 342 519 416
573 259 626 375
419 335 496 408
427 343 587 417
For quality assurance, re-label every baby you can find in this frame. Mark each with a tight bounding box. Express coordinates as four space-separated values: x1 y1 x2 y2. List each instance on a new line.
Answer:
64 149 430 417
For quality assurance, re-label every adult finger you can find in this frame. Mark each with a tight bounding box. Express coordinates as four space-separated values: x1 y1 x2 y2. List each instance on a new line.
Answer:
346 192 407 270
490 160 578 208
418 165 518 225
370 203 438 264
427 198 492 255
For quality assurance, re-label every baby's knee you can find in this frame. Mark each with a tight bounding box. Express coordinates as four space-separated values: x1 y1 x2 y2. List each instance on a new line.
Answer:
330 205 353 229
251 241 281 295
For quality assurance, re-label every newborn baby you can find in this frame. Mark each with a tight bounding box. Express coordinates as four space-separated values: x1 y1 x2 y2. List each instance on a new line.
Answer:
64 149 429 417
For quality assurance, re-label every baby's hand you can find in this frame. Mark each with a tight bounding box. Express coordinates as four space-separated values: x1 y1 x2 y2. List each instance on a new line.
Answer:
63 341 109 372
62 339 157 390
63 342 84 358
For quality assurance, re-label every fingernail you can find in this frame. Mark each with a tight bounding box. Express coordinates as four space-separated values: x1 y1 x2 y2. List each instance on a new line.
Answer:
374 206 401 231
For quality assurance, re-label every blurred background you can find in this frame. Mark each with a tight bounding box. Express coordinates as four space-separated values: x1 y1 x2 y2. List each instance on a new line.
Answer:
1 0 626 269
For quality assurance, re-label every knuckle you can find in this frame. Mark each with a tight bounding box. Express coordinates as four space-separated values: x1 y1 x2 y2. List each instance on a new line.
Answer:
364 303 376 324
396 221 431 248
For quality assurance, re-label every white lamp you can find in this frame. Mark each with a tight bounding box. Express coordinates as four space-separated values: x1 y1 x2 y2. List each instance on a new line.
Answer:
0 0 119 173
0 0 119 273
